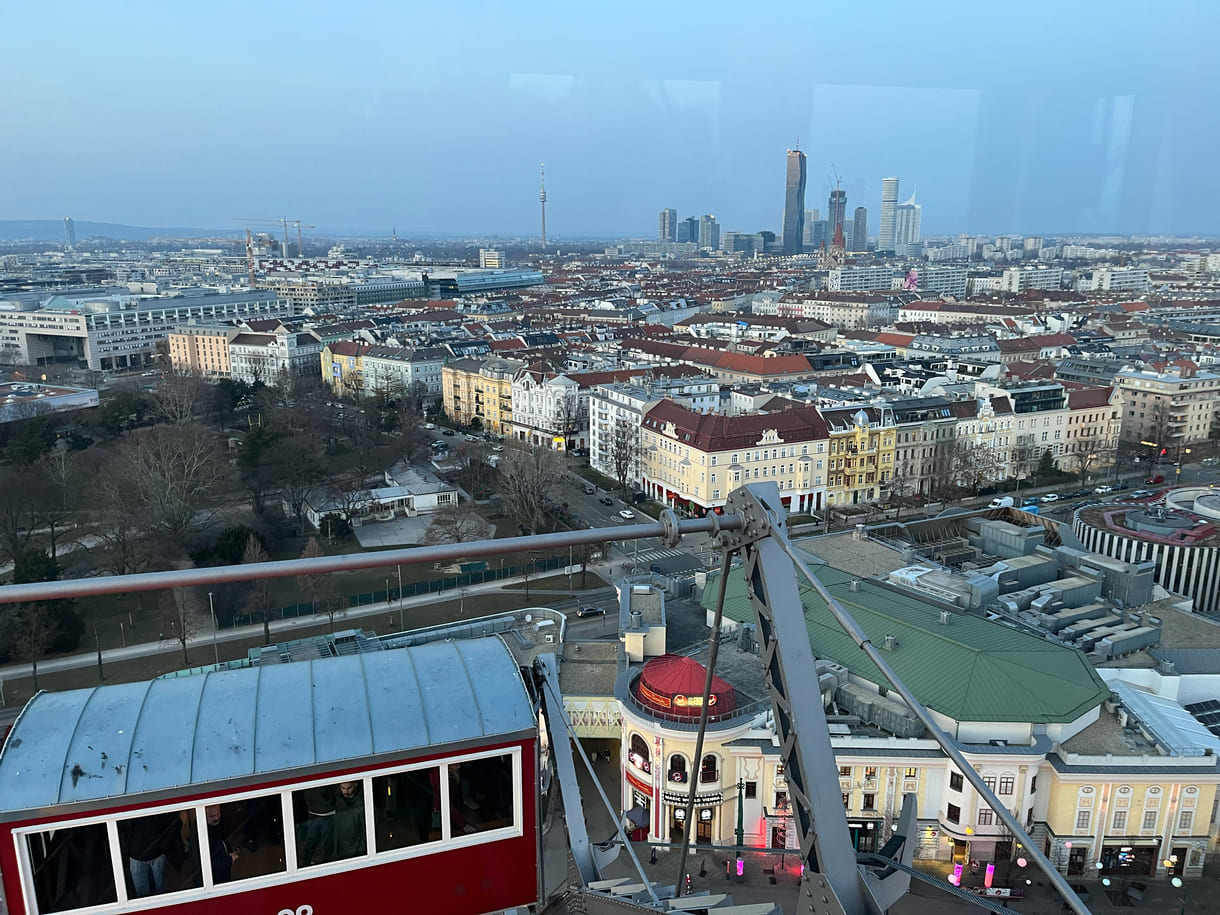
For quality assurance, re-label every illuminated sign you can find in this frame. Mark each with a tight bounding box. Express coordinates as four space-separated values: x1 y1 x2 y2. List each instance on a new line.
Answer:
639 683 671 708
673 693 717 708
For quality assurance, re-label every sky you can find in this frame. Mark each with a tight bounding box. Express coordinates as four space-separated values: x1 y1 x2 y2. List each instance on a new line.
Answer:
3 0 1218 239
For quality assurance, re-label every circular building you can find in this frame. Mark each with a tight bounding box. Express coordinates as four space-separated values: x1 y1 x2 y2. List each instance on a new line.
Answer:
1073 495 1220 614
634 654 738 720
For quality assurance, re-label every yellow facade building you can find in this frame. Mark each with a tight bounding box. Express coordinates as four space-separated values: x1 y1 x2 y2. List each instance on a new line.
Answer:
820 405 897 508
441 356 524 436
167 326 237 378
320 341 371 397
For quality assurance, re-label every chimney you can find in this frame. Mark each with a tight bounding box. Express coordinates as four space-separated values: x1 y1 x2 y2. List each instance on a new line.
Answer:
939 611 951 625
883 634 898 650
849 579 862 592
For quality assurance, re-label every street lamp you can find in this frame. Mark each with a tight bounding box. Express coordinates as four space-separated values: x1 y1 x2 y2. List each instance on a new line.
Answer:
397 564 404 631
735 779 746 877
208 591 219 665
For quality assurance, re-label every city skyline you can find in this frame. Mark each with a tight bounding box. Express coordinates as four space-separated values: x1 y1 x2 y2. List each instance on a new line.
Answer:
3 1 1218 238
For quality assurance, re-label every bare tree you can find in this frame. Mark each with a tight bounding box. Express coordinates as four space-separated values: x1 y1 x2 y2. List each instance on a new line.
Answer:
609 419 641 496
496 447 566 535
950 441 1004 497
158 587 199 665
151 368 208 425
0 603 57 692
272 437 327 529
423 500 489 545
106 425 233 541
242 534 277 645
1011 434 1039 494
296 537 343 632
1066 429 1112 485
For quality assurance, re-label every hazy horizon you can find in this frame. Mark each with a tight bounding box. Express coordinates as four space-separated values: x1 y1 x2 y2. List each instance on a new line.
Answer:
4 0 1218 239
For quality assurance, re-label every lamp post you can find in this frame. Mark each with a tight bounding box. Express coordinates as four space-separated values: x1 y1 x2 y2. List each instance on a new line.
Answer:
397 564 404 631
208 591 218 665
735 778 746 876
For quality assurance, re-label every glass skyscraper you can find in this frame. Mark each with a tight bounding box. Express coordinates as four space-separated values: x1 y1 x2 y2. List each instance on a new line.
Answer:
782 149 807 255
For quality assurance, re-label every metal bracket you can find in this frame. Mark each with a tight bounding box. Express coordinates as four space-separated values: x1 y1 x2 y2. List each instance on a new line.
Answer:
657 509 681 548
717 484 787 551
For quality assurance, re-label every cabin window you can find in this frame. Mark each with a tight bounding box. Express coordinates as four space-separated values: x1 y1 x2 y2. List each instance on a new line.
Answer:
374 766 442 852
28 823 117 912
449 754 514 835
293 781 368 868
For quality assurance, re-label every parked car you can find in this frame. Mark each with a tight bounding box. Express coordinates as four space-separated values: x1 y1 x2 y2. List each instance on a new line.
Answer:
1094 485 1112 495
618 509 636 520
1112 480 1129 490
584 485 595 495
1145 474 1164 484
431 440 445 448
423 422 436 430
599 496 614 506
1040 493 1059 503
576 605 605 618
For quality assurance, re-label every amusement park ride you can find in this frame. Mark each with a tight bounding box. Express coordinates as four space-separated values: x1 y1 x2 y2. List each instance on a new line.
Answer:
0 483 1091 915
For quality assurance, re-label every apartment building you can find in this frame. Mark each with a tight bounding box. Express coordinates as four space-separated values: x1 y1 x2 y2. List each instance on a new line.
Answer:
441 356 526 435
639 401 830 515
770 292 897 329
321 341 373 396
229 330 322 384
362 345 447 398
588 375 719 483
167 325 238 378
819 405 898 509
1114 361 1220 448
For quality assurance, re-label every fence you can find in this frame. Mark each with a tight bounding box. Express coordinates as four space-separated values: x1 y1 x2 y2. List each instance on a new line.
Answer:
222 555 565 629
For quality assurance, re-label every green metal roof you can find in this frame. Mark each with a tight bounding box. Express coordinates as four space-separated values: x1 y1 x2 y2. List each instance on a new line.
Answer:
703 564 1110 725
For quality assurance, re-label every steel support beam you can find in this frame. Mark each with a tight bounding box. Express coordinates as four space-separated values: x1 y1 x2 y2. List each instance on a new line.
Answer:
0 512 735 604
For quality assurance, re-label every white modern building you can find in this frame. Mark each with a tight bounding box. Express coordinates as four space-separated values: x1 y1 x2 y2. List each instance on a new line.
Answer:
362 345 447 398
0 289 291 371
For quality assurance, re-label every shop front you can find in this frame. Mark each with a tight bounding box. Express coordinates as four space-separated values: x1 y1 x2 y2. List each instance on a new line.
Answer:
1098 840 1162 877
848 818 882 854
626 771 654 842
663 790 722 845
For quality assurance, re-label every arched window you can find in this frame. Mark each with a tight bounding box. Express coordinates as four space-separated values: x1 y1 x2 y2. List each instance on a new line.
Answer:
629 734 651 774
668 755 688 783
700 754 719 784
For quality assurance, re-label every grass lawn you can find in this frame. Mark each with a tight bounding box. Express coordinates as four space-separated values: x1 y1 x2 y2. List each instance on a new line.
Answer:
575 466 620 492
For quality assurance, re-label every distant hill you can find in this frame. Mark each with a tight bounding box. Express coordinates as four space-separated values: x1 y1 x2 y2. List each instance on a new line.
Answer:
0 220 241 242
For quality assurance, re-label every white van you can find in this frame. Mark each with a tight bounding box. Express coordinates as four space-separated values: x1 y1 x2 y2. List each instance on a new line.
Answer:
988 496 1014 508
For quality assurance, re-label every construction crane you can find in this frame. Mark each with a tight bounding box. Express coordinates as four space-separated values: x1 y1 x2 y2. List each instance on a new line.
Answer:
288 220 316 258
236 218 312 258
0 484 1092 915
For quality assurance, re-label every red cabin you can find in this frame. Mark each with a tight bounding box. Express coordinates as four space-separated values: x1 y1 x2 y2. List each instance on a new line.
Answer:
0 638 539 915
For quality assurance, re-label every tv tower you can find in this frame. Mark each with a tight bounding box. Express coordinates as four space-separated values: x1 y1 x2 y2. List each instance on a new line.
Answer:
539 163 548 249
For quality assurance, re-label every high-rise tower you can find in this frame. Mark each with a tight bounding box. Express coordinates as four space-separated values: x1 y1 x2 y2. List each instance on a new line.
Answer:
878 177 899 251
539 163 548 249
63 217 76 250
782 148 807 256
827 187 847 241
852 206 868 252
894 188 922 249
659 208 677 242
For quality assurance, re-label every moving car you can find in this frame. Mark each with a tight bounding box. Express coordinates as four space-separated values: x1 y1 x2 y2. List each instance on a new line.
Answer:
443 429 456 436
1040 493 1059 503
599 496 614 506
576 605 604 618
584 485 595 494
1145 474 1164 484
618 509 635 520
1094 485 1112 495
988 496 1015 508
1130 489 1154 498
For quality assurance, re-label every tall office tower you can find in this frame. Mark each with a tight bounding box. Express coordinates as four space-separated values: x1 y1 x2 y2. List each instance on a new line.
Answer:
539 164 548 248
827 188 847 240
658 209 678 242
782 148 807 255
678 217 699 243
852 206 868 252
894 189 922 247
811 220 829 250
698 215 720 250
802 209 819 247
878 177 900 251
63 217 76 250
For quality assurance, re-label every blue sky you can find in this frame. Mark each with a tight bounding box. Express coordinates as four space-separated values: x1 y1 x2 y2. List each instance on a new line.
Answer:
3 0 1217 238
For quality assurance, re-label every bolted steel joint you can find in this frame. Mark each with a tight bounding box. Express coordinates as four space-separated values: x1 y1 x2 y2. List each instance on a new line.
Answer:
658 509 681 548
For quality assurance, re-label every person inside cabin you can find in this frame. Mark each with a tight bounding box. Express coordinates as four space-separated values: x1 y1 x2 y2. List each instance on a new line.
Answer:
119 812 180 897
296 785 337 866
205 805 240 883
332 781 366 859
